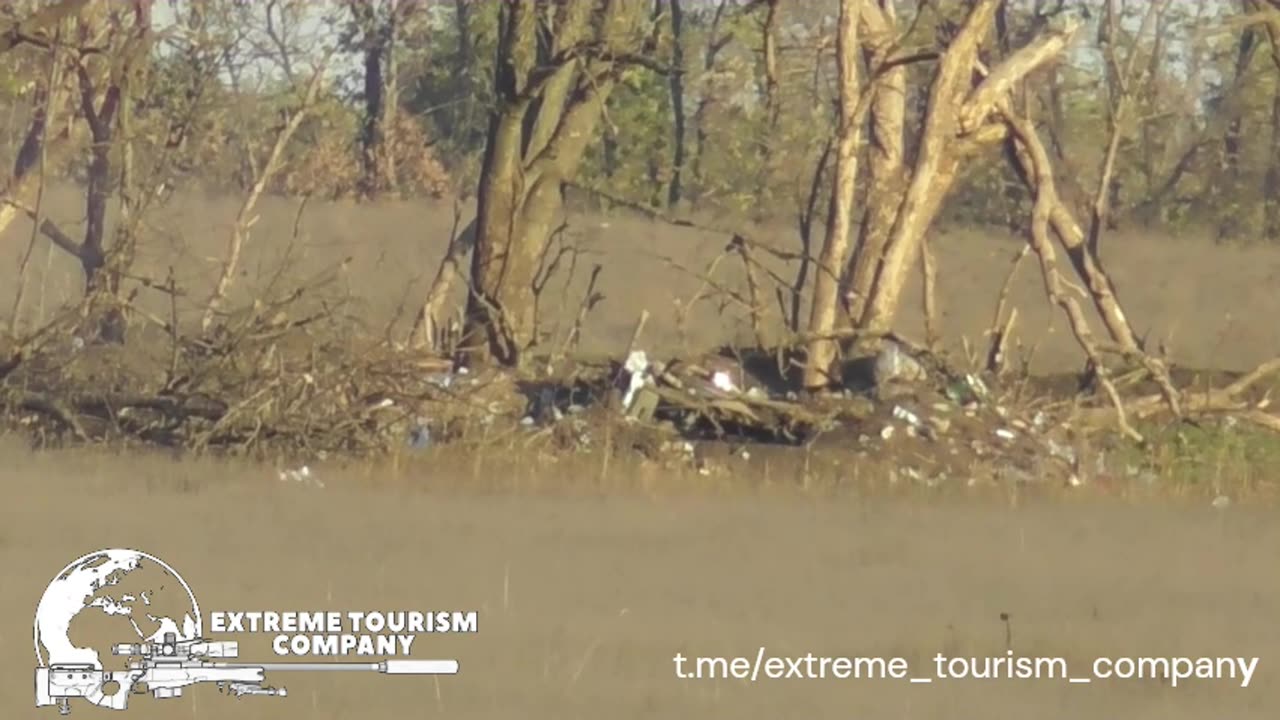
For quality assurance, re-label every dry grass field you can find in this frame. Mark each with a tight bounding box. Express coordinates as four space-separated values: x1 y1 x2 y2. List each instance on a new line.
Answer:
5 184 1280 371
2 441 1277 719
3 188 1279 718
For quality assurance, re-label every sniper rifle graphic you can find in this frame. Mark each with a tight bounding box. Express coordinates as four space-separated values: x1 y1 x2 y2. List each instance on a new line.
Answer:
35 633 458 715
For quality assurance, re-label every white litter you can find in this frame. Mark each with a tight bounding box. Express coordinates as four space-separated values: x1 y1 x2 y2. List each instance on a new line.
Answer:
710 370 739 393
891 405 922 427
277 465 323 488
622 350 650 409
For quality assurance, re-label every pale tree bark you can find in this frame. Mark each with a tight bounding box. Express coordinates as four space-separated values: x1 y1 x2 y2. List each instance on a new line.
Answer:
1001 104 1182 418
852 4 1082 339
801 0 861 391
1003 109 1146 440
857 0 1003 336
461 0 654 367
842 1 905 326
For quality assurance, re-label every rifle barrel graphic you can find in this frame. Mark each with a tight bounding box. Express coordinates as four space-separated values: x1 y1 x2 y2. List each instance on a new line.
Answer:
36 634 458 714
246 660 460 673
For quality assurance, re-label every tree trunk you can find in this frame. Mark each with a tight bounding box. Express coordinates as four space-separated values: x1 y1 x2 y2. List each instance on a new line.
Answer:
802 0 861 391
78 79 115 295
843 1 905 326
666 0 686 207
461 0 641 367
382 1 399 191
352 0 402 198
857 0 1001 336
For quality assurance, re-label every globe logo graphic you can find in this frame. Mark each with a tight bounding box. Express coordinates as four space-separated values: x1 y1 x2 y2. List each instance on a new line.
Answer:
34 547 460 713
34 549 202 672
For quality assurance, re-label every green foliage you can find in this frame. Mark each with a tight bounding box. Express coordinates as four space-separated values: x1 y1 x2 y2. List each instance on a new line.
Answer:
400 1 499 194
1109 419 1280 490
579 65 673 205
7 0 1280 244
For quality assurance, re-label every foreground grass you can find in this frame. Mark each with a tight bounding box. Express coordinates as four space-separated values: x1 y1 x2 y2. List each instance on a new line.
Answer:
1104 418 1280 501
3 420 1276 508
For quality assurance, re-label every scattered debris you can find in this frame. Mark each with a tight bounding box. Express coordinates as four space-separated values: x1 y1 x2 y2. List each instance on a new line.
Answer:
892 405 922 428
278 465 323 488
5 299 1275 495
621 350 651 409
407 419 431 450
710 371 738 393
875 339 927 386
